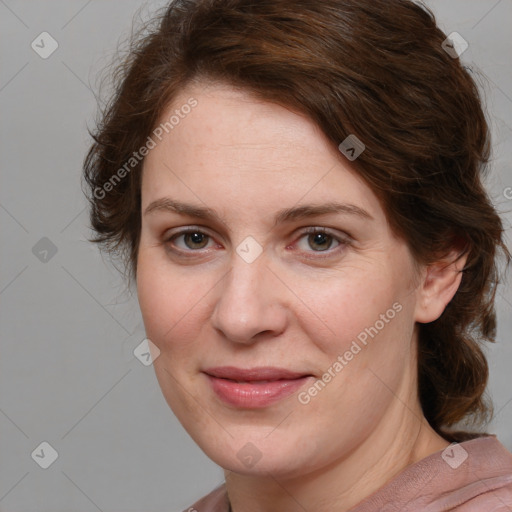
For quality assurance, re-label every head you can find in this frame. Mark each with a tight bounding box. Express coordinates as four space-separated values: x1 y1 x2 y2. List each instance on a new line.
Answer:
83 0 510 477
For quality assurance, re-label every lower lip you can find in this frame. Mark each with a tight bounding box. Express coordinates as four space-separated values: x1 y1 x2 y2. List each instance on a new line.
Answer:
206 375 312 408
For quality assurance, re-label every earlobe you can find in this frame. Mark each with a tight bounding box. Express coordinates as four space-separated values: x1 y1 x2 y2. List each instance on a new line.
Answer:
414 249 468 324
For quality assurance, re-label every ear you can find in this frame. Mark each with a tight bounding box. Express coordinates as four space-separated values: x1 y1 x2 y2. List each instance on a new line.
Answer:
414 246 468 324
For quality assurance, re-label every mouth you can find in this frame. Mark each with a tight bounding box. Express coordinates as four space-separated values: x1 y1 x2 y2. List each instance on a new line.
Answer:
203 366 314 408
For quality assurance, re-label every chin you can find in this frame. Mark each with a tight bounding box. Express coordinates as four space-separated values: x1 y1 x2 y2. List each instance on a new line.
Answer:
218 452 300 478
194 430 317 479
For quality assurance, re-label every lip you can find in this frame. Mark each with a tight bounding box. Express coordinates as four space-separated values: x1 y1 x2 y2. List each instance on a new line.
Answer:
203 366 313 408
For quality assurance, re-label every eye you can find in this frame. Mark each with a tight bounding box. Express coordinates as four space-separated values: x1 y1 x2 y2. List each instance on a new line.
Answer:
294 227 348 257
163 226 351 259
165 228 216 252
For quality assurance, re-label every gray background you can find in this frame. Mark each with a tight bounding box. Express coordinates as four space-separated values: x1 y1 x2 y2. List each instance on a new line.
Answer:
1 1 511 511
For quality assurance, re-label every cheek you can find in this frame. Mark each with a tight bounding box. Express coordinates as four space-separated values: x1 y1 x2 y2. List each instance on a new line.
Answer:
137 255 167 340
296 281 412 433
136 250 197 352
301 268 402 357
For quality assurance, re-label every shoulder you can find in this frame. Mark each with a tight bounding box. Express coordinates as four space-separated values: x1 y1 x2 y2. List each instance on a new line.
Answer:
350 435 512 511
181 484 228 512
446 436 512 511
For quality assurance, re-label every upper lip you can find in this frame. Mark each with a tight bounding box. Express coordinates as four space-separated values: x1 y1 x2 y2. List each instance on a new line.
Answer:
203 366 311 381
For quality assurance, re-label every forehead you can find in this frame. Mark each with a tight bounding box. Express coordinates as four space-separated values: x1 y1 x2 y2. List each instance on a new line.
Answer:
159 83 330 161
141 82 382 223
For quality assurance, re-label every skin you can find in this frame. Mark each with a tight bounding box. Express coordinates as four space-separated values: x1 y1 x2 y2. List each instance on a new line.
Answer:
136 81 467 512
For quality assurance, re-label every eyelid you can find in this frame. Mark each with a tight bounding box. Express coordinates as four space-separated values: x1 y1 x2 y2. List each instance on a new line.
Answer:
297 226 352 242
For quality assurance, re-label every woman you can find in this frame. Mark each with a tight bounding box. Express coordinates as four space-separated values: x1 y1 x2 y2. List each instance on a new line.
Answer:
83 0 512 510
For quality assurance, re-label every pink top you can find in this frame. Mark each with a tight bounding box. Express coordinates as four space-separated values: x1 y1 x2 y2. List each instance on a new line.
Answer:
183 436 512 511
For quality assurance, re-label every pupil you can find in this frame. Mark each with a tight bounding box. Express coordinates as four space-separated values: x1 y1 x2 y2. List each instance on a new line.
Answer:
187 232 206 248
310 233 330 251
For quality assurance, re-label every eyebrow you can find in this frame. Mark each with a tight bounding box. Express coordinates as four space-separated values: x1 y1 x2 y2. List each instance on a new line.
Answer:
143 198 373 225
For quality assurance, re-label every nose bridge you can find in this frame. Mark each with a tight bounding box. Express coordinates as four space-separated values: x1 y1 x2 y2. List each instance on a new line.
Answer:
211 249 285 343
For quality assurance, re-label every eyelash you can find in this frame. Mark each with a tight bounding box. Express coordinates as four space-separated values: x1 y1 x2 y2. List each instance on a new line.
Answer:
163 226 351 260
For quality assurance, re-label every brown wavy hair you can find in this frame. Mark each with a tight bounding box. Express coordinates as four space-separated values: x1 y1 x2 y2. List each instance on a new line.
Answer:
82 0 510 441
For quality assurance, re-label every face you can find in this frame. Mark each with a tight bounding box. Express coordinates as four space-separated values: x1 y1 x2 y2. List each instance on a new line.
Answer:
137 82 423 479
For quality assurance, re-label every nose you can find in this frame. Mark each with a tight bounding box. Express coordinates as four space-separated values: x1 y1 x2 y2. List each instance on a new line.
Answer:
210 251 288 345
